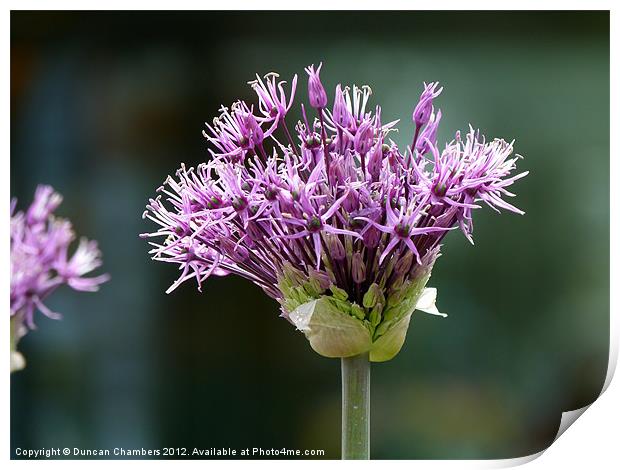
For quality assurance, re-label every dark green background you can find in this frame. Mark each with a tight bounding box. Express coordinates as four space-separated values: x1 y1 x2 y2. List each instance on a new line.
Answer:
10 11 609 459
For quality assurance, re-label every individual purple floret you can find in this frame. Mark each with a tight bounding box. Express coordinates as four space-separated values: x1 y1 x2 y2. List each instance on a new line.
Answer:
141 63 527 360
10 185 109 372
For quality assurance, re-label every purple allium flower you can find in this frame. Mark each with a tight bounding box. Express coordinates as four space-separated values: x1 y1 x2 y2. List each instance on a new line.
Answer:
305 63 328 110
10 185 109 372
142 64 528 361
332 84 351 129
249 71 298 121
412 81 442 127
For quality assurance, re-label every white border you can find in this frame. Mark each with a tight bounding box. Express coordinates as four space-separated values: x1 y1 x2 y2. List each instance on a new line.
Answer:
4 2 616 468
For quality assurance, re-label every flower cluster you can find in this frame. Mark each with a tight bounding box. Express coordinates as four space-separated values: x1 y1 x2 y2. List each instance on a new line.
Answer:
10 185 109 371
142 64 527 361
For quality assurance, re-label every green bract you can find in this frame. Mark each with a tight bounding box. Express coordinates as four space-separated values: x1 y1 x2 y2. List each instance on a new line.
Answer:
279 259 446 362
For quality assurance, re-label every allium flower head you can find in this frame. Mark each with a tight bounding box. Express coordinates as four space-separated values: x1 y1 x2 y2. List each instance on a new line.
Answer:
142 64 528 361
10 185 109 372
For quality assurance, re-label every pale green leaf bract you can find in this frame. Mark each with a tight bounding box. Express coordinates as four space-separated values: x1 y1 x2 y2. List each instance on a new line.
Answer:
289 298 373 358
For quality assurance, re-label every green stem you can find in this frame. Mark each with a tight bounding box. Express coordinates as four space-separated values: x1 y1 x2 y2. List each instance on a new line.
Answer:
341 352 370 459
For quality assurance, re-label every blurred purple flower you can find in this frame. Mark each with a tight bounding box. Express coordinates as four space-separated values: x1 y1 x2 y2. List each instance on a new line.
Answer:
141 64 527 359
10 185 109 371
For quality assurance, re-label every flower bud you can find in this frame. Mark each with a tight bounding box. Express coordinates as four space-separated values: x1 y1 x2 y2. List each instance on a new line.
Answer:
351 303 366 320
394 250 414 276
303 278 323 298
328 155 346 185
329 284 349 300
325 233 346 261
309 268 331 292
368 304 383 328
305 63 328 109
354 119 374 155
281 261 308 287
412 82 442 127
332 84 351 128
416 109 442 155
352 252 366 284
362 283 385 309
343 188 359 213
367 140 383 182
363 225 381 249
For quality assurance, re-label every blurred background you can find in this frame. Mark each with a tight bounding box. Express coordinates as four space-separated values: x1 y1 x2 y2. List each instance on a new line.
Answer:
10 11 609 459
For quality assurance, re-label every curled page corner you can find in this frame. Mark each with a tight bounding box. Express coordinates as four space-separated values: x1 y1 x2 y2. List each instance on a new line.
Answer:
492 405 592 468
491 450 544 468
491 399 604 467
487 408 588 469
492 345 616 468
554 405 591 441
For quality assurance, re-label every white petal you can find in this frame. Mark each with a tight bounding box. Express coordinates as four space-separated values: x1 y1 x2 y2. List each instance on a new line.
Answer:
415 287 447 317
11 351 26 373
289 300 315 332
